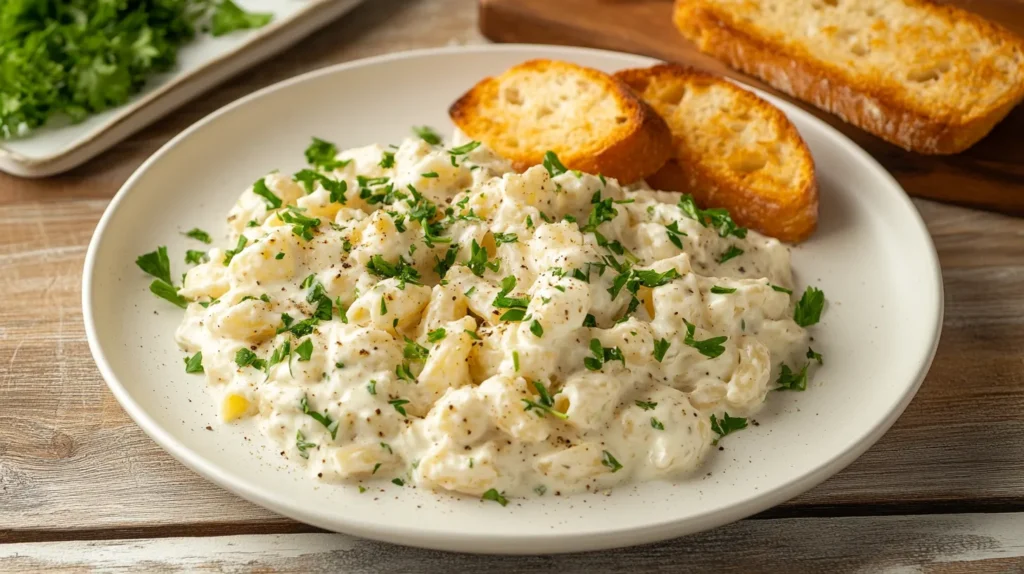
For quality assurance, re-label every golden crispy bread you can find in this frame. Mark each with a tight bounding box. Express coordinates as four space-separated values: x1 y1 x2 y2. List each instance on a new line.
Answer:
673 0 1024 154
449 59 672 184
617 64 818 243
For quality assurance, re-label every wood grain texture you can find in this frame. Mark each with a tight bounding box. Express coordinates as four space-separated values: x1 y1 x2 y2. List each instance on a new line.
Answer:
3 514 1024 572
479 0 1024 215
2 0 1024 546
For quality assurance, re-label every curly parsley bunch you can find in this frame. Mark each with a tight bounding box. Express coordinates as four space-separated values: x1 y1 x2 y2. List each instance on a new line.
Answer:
0 0 271 138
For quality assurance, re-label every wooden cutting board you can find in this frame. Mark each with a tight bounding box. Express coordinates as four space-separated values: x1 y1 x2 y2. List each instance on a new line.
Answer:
479 0 1024 215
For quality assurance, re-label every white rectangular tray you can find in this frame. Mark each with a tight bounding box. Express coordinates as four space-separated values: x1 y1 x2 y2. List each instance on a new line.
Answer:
0 0 364 178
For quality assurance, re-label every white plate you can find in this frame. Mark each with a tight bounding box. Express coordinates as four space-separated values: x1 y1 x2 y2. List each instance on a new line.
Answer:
0 0 363 178
83 45 943 554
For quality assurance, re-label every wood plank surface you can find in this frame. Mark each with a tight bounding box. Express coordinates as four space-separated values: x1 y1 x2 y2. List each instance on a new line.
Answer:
2 0 1024 548
4 513 1024 572
479 0 1024 215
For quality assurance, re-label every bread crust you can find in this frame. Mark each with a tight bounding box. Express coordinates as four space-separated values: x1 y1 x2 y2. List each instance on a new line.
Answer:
449 59 672 183
617 64 818 243
674 0 1024 154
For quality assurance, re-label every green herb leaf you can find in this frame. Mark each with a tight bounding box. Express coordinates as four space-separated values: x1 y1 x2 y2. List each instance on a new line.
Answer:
635 400 657 411
653 338 670 362
367 380 377 395
650 417 664 430
183 228 212 244
136 246 173 285
223 235 248 265
235 348 266 370
776 363 809 391
512 350 520 372
427 328 447 343
710 412 748 444
718 246 744 263
493 232 518 245
388 398 411 417
807 347 823 365
367 255 421 285
771 284 793 295
794 286 825 327
150 280 188 309
481 488 508 507
304 138 350 170
448 141 481 155
403 337 430 361
300 395 339 439
391 478 405 486
601 450 623 472
184 352 204 374
185 250 207 265
211 0 273 37
413 126 442 145
710 285 737 294
677 194 747 239
295 339 314 362
542 151 568 177
252 177 282 209
379 151 395 169
682 319 728 358
529 320 544 338
296 430 317 459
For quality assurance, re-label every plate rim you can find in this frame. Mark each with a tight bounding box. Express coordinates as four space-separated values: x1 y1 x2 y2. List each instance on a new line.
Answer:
82 43 944 554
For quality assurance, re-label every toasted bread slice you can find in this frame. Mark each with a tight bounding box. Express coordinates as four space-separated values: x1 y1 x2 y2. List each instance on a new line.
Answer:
673 0 1024 154
449 59 672 184
616 65 818 243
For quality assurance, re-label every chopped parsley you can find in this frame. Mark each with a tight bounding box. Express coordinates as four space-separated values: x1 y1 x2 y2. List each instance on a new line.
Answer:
583 338 625 371
710 285 737 294
601 450 623 472
304 137 350 170
367 380 377 395
650 417 664 430
185 250 207 265
493 232 518 245
465 329 481 340
367 255 421 285
682 319 728 358
222 235 247 265
776 363 809 391
807 347 823 364
522 380 567 419
389 398 411 416
433 245 459 279
466 239 491 277
293 169 347 203
301 395 339 439
211 0 273 36
234 348 266 370
403 337 430 361
793 286 825 327
184 352 204 374
677 194 747 239
295 339 314 362
512 350 520 372
427 328 447 343
542 150 568 177
481 488 509 507
251 177 282 209
665 221 687 249
448 140 481 156
295 431 316 459
493 275 530 309
379 151 395 169
413 126 442 145
183 228 212 244
771 284 793 295
278 207 321 241
635 400 657 411
710 412 748 444
718 246 744 263
653 338 670 362
529 319 544 338
582 314 597 328
421 171 439 178
137 246 190 308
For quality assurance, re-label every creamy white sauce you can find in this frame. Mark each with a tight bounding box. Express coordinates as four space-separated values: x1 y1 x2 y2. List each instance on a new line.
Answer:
175 135 810 499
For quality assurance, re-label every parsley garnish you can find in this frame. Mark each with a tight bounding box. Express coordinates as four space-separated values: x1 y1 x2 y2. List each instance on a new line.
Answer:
293 169 347 203
252 177 282 209
653 338 670 362
794 286 825 327
650 417 664 430
148 276 187 308
137 246 188 308
391 478 405 487
493 276 530 309
403 337 430 361
427 328 447 343
583 338 625 371
771 284 793 295
222 235 248 265
665 221 687 249
300 395 339 439
601 450 623 472
465 329 481 340
710 412 748 444
466 239 490 277
211 0 273 36
295 431 316 459
184 352 204 374
682 319 728 358
677 194 747 238
807 347 823 364
413 126 442 145
388 398 410 417
421 171 439 178
542 151 568 177
718 246 744 263
185 250 207 265
183 228 212 244
448 141 481 155
304 137 350 170
481 488 509 507
493 232 518 245
529 320 544 338
776 363 809 391
522 380 567 419
512 350 520 372
379 151 395 169
710 285 737 294
635 400 657 411
367 380 377 395
234 348 266 370
367 255 421 285
433 245 459 279
295 339 314 362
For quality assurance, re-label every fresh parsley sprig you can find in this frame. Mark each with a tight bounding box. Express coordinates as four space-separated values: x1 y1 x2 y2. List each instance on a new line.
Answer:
710 412 747 444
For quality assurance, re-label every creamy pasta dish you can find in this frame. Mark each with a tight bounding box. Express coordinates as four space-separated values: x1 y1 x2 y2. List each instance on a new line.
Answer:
144 130 825 502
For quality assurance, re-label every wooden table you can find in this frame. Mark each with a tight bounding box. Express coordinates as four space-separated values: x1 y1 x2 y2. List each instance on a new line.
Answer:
2 0 1023 570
